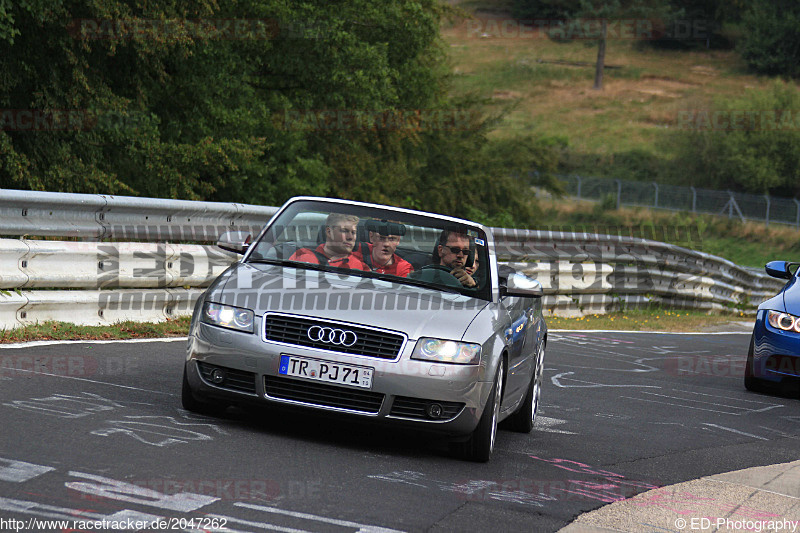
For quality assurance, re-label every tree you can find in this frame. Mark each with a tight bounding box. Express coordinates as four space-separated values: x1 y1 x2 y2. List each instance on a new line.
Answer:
0 0 562 224
739 0 800 79
670 82 800 197
559 0 678 90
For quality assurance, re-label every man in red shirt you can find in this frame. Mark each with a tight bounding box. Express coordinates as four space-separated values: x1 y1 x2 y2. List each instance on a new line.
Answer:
353 226 414 277
288 213 370 270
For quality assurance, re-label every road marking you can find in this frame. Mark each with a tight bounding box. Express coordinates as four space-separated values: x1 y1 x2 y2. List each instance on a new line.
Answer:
92 415 228 447
702 423 768 441
621 390 783 416
0 458 54 483
551 372 660 388
550 330 751 335
535 416 577 434
66 471 219 512
235 502 406 532
758 426 800 439
0 366 174 395
367 471 553 507
209 513 312 533
3 392 146 418
0 337 187 349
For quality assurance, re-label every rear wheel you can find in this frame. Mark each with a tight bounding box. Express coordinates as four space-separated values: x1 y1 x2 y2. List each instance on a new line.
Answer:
453 363 503 462
506 343 544 433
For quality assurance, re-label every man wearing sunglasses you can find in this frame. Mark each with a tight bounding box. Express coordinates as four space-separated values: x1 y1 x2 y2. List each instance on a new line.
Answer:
437 231 478 288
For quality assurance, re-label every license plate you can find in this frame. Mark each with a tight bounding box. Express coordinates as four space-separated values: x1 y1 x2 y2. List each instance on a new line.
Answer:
279 355 373 389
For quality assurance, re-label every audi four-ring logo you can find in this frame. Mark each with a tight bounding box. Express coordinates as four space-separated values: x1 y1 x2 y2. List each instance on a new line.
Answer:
307 326 358 347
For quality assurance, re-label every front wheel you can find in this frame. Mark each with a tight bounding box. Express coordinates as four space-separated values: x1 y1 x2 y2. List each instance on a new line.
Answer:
453 363 503 462
182 367 226 416
744 335 777 394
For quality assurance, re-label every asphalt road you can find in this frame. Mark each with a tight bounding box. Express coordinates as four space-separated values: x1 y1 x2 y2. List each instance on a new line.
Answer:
1 331 799 533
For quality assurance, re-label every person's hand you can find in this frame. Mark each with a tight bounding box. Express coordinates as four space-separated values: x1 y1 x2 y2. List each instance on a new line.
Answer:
450 267 476 288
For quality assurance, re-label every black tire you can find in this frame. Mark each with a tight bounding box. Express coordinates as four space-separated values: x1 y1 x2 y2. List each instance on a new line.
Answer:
454 363 503 463
506 343 544 433
744 335 775 393
182 367 226 415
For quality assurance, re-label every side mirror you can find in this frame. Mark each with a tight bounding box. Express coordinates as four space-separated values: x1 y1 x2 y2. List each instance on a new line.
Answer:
765 261 798 280
217 231 252 254
502 272 543 298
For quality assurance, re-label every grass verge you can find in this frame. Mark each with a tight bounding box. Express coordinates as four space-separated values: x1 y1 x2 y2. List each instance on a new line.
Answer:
536 196 800 268
0 317 192 344
0 311 751 344
547 308 751 332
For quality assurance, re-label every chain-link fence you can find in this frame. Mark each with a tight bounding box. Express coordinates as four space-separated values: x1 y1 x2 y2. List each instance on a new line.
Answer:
559 175 800 228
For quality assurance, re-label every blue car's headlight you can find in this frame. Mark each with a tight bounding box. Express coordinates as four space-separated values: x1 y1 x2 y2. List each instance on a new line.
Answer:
767 310 800 333
202 302 254 333
412 338 481 365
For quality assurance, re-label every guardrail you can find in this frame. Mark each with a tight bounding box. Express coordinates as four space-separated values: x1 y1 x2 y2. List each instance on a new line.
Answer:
492 228 782 317
0 189 782 327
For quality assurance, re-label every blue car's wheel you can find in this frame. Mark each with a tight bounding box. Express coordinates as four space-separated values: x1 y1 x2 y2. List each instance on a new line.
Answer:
744 335 774 393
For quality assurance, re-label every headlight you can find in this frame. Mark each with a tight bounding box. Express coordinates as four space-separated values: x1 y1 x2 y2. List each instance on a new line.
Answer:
767 310 800 333
412 338 481 365
202 302 254 333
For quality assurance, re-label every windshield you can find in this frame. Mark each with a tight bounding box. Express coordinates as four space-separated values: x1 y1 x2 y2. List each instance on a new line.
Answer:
245 199 491 301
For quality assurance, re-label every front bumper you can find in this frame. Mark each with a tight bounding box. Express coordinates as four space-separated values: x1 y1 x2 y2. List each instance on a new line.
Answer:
753 310 800 382
185 318 495 436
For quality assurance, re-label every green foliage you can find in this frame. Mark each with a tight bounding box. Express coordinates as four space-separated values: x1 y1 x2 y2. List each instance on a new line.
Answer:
739 0 800 78
512 0 581 19
669 81 800 196
0 0 561 224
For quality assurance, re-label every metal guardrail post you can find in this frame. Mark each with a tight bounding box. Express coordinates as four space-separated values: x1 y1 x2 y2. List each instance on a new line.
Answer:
795 198 800 228
764 194 770 227
653 182 659 209
0 189 785 326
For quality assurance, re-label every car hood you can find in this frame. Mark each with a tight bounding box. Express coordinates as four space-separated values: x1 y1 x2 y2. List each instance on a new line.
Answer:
209 263 490 341
759 275 800 314
781 276 800 314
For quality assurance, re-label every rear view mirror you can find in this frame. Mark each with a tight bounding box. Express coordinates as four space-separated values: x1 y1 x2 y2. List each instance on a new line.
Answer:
765 261 799 280
502 272 543 298
217 231 252 254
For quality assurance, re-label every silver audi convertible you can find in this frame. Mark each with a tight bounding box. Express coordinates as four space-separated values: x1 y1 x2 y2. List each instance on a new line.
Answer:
182 197 547 461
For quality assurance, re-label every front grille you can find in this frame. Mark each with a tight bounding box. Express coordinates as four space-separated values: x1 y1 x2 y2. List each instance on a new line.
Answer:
389 396 465 421
264 314 405 360
264 376 384 414
197 362 257 394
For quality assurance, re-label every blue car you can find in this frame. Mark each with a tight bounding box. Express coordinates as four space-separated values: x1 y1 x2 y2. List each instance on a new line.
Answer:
746 261 800 394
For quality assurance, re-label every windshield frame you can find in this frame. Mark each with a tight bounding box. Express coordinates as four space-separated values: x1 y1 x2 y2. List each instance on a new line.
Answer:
242 197 494 301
